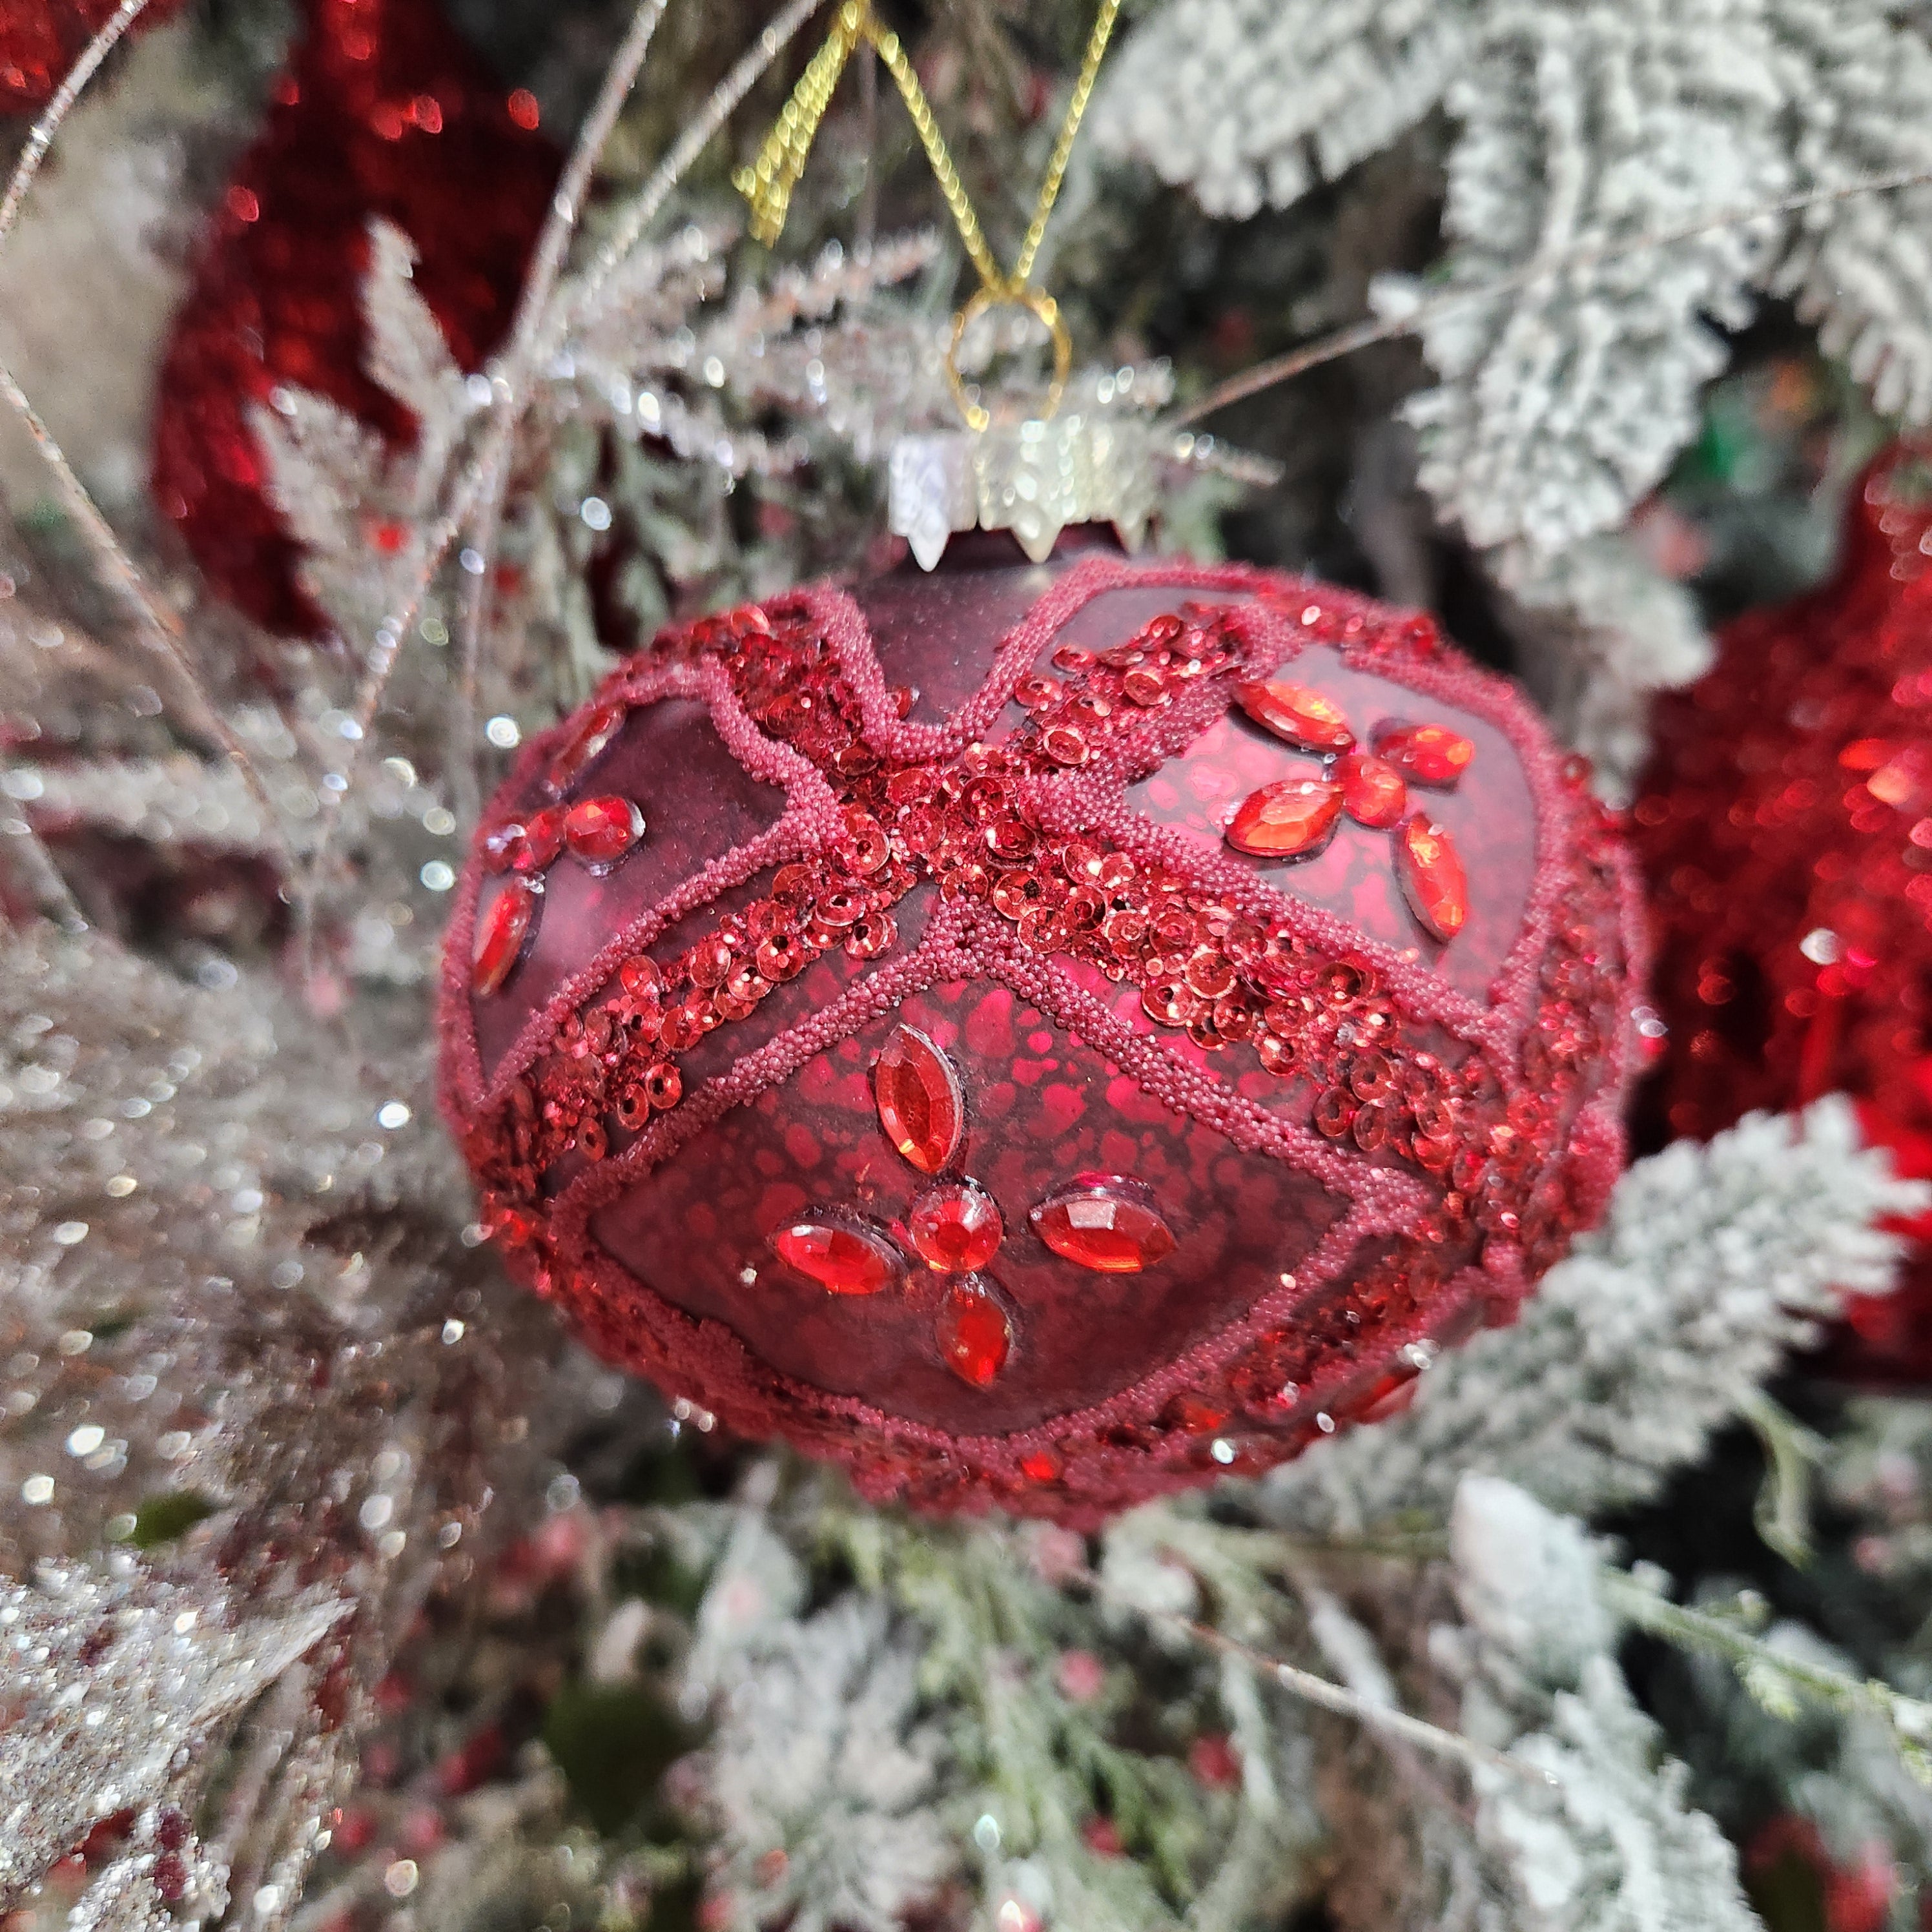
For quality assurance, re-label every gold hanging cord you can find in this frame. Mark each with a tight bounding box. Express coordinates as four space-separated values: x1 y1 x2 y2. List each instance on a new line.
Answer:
734 0 1122 431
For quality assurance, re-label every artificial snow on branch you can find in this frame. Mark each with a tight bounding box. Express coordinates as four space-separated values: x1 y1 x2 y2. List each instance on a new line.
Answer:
1100 0 1932 555
1433 1476 1763 1932
1266 1099 1926 1534
1491 531 1714 801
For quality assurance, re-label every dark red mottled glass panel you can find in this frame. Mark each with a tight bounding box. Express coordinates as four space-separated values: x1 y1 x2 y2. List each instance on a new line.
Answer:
471 696 783 1073
1127 646 1535 1000
591 981 1349 1433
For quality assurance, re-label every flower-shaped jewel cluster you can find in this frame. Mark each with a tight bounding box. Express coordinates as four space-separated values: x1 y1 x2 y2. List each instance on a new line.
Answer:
767 1021 1177 1389
470 701 647 995
1221 678 1474 941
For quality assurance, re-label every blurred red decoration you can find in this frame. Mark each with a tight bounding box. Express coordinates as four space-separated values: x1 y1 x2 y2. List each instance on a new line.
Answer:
0 0 187 115
439 531 1643 1521
1744 1814 1896 1932
150 0 559 636
1632 444 1932 1380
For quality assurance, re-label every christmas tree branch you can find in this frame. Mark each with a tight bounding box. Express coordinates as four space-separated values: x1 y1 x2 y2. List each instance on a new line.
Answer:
452 0 835 814
451 0 673 823
300 0 828 937
0 0 298 890
1087 1514 1548 1791
1599 1570 1932 1782
0 0 151 245
1169 160 1932 427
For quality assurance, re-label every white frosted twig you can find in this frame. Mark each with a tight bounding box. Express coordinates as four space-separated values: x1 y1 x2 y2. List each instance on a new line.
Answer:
306 0 827 916
566 0 833 329
0 0 296 887
1171 161 1932 426
0 0 150 247
0 364 294 876
452 0 672 824
450 0 830 818
1075 1558 1554 1790
0 811 88 933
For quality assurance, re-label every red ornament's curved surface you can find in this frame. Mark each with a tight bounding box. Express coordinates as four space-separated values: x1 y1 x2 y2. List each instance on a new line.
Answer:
150 0 558 636
438 548 1643 1519
1634 446 1932 1380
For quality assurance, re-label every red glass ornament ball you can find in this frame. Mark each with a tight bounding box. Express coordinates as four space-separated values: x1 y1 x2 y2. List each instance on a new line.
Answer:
438 531 1645 1521
1632 444 1932 1381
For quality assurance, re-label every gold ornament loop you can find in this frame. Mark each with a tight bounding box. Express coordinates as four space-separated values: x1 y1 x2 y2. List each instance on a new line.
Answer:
735 0 1120 431
945 284 1072 433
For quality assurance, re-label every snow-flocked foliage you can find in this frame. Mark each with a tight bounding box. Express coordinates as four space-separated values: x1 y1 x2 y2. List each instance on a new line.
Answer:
1267 1100 1926 1533
1098 0 1932 553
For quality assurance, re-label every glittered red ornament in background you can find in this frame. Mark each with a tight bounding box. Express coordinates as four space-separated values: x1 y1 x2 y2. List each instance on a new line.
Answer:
149 0 558 636
1633 444 1932 1381
438 532 1643 1520
0 0 186 114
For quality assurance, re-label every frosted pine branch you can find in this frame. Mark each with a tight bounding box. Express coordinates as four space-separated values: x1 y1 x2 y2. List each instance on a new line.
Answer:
1492 532 1715 802
1104 0 1932 561
1400 0 1787 556
1265 1099 1926 1533
1432 1477 1762 1932
1768 0 1932 422
1093 0 1470 221
1316 1481 1756 1932
696 1598 954 1932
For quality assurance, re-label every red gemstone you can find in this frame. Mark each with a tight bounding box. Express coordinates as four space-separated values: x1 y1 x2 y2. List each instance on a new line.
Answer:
481 820 526 872
771 1217 903 1296
473 881 537 995
907 1181 1003 1272
1225 776 1344 858
874 1024 965 1173
1395 813 1470 940
1029 1175 1177 1273
1335 752 1407 827
512 805 566 872
1373 722 1474 788
564 794 644 867
937 1277 1011 1386
547 699 626 794
1235 679 1354 752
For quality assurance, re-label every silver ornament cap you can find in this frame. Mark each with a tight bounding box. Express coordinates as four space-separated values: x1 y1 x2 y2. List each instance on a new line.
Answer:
889 412 1161 568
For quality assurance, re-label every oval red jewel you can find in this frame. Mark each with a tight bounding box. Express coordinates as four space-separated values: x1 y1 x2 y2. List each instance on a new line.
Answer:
564 794 644 867
1373 722 1475 788
771 1217 903 1296
1235 679 1355 753
473 880 537 996
1335 752 1407 827
1395 812 1470 940
546 699 626 794
936 1277 1011 1386
874 1024 965 1173
907 1181 1003 1273
1226 776 1344 858
1029 1175 1177 1273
